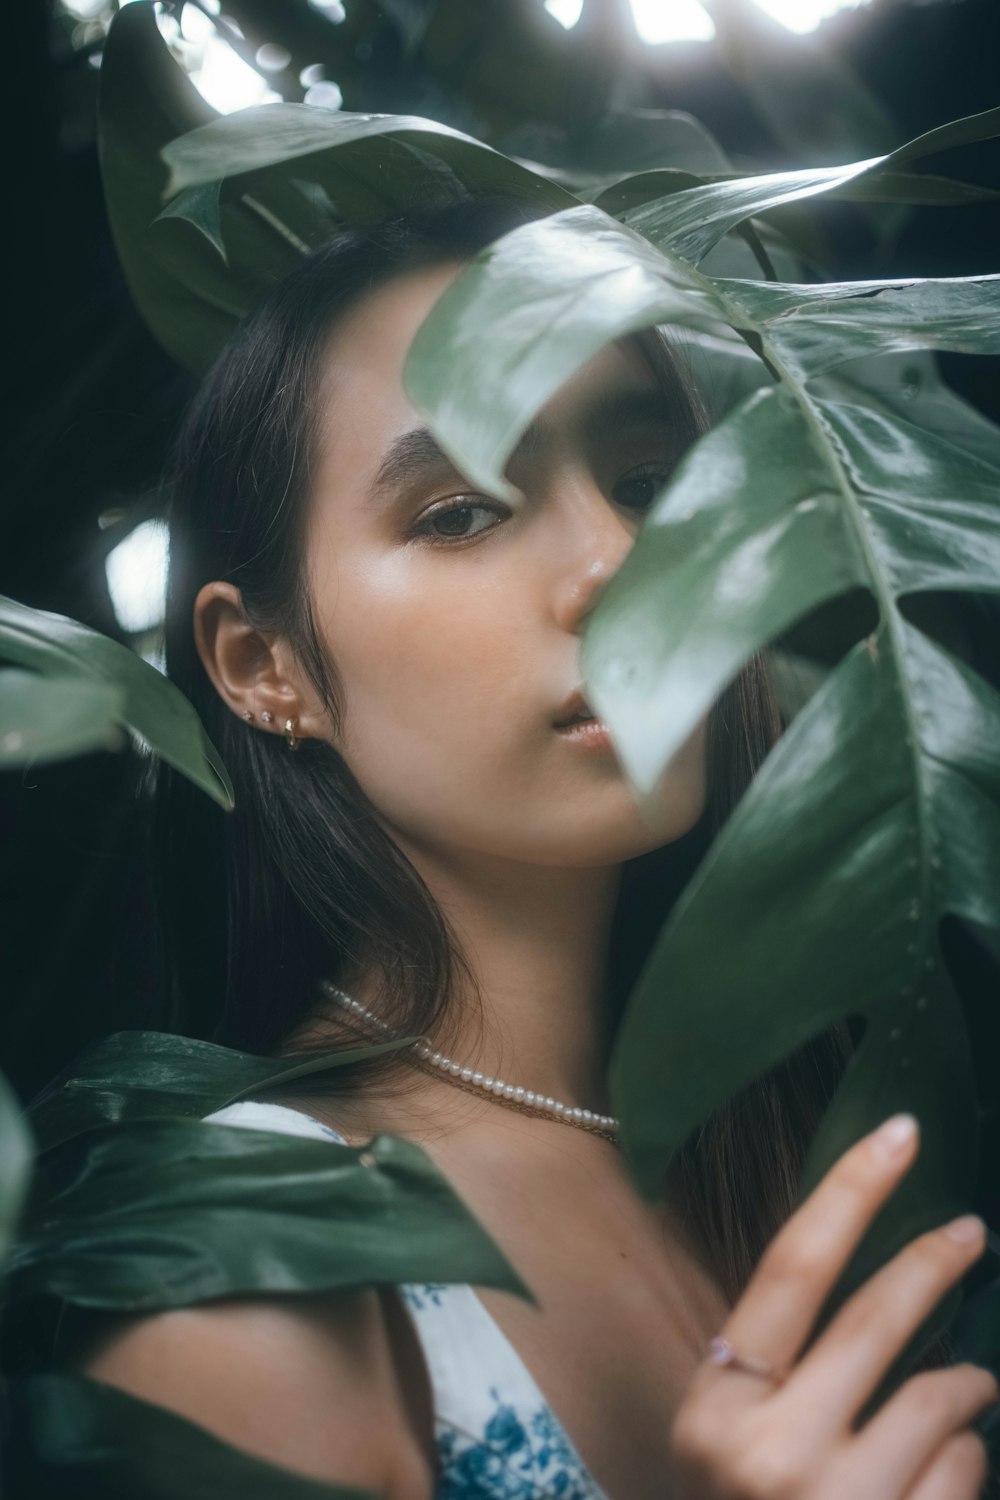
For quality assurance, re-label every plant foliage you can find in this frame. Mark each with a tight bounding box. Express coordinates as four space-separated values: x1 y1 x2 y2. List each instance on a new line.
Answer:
10 1119 525 1313
5 1374 371 1499
0 594 232 807
2 0 998 1491
402 126 1000 1292
27 1030 410 1151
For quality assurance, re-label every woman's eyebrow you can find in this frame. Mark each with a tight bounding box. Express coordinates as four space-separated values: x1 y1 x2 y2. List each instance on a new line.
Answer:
370 427 461 500
370 386 673 500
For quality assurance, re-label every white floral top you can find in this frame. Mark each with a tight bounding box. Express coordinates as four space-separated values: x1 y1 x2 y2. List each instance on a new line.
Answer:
205 1100 610 1499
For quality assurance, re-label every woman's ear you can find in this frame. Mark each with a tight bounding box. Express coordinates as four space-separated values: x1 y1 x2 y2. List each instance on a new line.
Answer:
192 582 326 742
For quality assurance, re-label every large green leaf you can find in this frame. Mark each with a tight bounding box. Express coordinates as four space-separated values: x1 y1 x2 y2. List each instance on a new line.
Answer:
609 627 987 1268
99 1 570 375
731 274 1000 376
1 1071 32 1270
159 103 567 207
405 203 723 502
622 105 1000 265
0 595 232 809
585 379 1000 787
6 1374 372 1499
817 349 1000 474
0 669 123 769
594 167 1000 244
403 211 997 511
10 1119 526 1310
28 1032 411 1153
401 144 1000 1290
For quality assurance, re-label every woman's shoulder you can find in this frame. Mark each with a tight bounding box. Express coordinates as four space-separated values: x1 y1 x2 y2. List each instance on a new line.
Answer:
75 1100 435 1497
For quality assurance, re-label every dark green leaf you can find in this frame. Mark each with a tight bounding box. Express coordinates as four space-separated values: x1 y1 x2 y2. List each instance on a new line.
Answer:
830 171 1000 207
623 105 1000 264
594 166 1000 219
100 2 570 374
624 158 888 265
816 350 1000 474
11 1119 527 1310
404 203 721 501
733 274 1000 378
155 180 227 262
401 175 1000 1299
888 103 1000 167
160 102 555 202
6 1374 372 1499
0 670 124 768
29 1032 411 1153
1 1072 32 1269
608 632 982 1242
586 385 861 788
98 0 231 377
0 595 232 809
582 386 1000 785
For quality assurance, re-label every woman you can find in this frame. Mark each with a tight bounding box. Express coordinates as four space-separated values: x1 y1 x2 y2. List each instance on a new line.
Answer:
81 199 994 1498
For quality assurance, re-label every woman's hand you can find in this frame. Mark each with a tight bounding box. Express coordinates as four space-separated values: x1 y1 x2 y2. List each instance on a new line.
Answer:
669 1115 996 1499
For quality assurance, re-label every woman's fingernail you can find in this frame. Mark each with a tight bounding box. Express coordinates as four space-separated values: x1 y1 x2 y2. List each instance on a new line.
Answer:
944 1214 984 1245
872 1113 918 1160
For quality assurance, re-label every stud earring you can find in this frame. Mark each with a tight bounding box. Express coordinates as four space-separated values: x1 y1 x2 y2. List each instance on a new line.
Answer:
283 717 300 751
241 709 254 722
261 711 274 724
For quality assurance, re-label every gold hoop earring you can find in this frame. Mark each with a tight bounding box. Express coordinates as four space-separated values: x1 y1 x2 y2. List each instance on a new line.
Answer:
283 717 300 750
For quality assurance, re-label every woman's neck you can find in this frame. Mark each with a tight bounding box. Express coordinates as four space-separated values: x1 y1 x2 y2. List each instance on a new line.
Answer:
342 839 624 1133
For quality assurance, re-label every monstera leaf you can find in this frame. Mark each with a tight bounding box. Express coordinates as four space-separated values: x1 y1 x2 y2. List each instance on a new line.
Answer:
0 670 123 770
98 1 570 375
5 1374 373 1499
0 595 232 808
9 1119 524 1312
28 1031 411 1153
402 114 1000 1291
99 3 997 382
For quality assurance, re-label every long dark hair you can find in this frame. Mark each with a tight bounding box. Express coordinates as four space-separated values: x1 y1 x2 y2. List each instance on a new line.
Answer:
157 196 849 1302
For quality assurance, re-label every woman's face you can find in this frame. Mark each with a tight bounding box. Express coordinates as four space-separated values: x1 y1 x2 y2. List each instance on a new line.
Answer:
302 263 707 868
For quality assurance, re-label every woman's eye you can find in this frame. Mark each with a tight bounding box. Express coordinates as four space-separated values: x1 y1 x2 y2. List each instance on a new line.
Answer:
416 500 505 544
613 465 671 512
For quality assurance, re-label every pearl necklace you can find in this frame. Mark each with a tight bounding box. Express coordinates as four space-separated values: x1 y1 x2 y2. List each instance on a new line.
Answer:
319 980 619 1144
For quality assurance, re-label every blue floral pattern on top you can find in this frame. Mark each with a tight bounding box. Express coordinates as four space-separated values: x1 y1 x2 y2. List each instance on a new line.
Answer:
204 1102 610 1500
434 1388 597 1499
400 1282 450 1312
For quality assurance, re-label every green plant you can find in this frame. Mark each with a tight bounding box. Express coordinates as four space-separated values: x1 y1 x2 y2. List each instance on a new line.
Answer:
2 1 998 1491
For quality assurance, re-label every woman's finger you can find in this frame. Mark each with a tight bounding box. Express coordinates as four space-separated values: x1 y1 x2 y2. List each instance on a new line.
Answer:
784 1215 987 1434
708 1114 921 1382
903 1430 989 1500
838 1364 997 1499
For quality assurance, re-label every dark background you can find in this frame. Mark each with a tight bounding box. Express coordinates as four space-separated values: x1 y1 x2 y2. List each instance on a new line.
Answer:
3 0 999 1103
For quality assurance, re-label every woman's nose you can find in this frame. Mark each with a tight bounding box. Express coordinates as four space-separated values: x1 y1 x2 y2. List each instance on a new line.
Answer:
549 486 636 637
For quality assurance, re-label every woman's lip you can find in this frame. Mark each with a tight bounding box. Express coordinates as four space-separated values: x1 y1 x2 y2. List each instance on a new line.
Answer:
554 717 613 750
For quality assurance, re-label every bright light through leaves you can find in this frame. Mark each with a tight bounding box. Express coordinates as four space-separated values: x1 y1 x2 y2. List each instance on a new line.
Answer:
546 0 871 37
170 3 280 111
631 0 715 42
753 0 870 33
544 0 584 26
105 519 169 636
